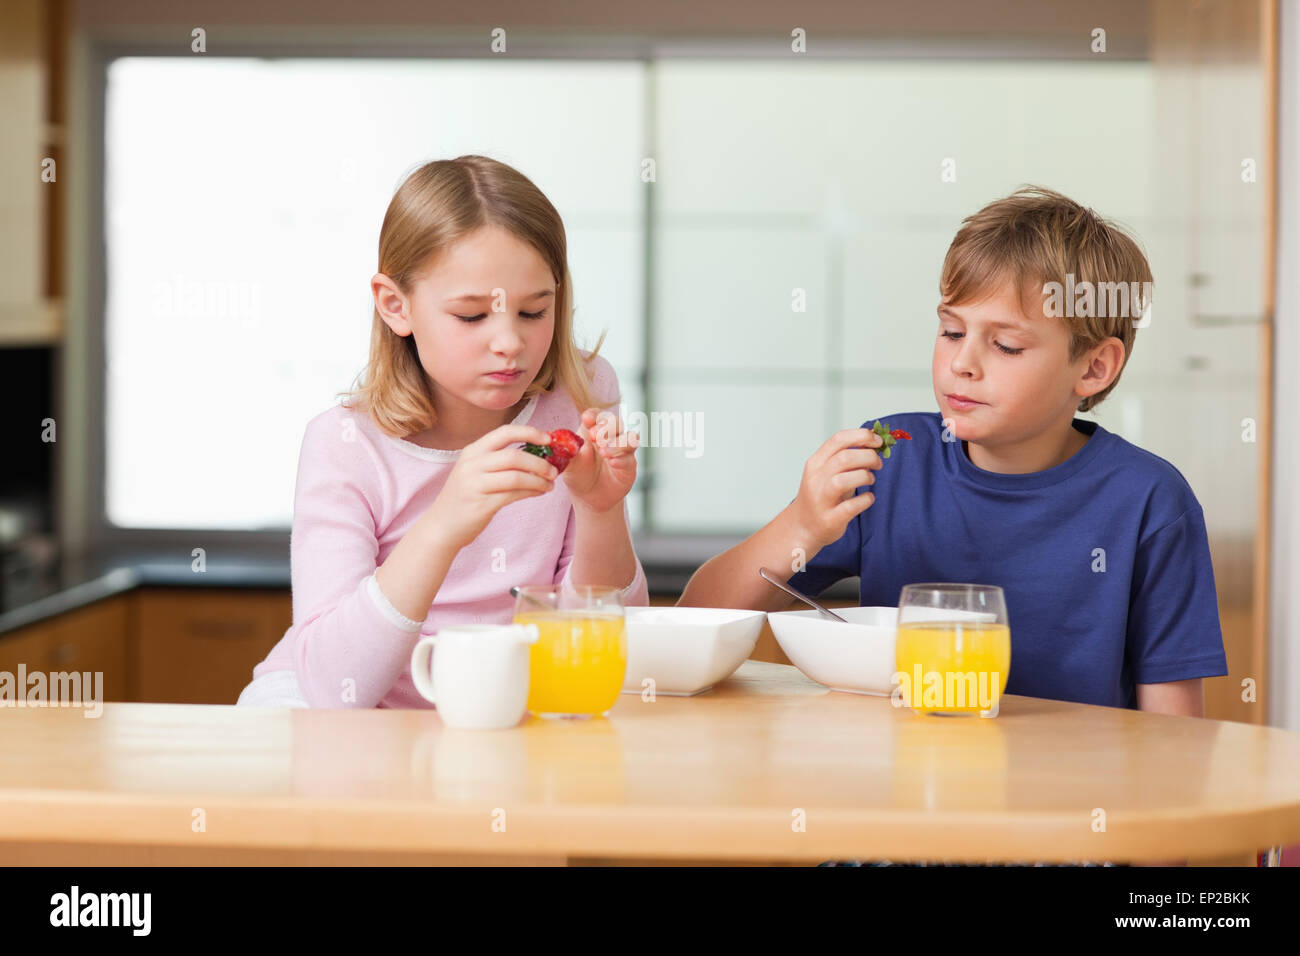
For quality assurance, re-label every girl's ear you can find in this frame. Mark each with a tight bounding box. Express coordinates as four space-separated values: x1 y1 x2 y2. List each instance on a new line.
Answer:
372 273 413 335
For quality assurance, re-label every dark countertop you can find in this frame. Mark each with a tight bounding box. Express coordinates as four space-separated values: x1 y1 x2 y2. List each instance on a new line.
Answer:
0 549 859 637
0 552 291 636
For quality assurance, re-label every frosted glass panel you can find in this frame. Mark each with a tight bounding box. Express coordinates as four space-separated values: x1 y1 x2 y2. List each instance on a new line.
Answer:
646 57 1247 535
104 58 645 529
648 383 826 533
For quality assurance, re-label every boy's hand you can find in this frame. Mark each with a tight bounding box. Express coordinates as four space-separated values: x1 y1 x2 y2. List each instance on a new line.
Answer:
560 408 640 515
790 428 884 551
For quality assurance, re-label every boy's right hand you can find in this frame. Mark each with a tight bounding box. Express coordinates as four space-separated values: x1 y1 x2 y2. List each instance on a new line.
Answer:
789 428 884 552
428 424 560 549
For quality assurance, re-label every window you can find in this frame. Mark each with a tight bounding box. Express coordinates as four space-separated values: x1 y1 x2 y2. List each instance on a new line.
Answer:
106 54 1207 545
104 57 646 529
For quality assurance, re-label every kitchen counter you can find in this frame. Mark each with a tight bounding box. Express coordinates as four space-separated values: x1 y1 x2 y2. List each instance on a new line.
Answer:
0 551 291 636
0 546 860 637
2 661 1297 866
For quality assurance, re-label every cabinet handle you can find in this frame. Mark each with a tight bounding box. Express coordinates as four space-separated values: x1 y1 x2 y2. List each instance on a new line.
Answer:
184 619 258 639
50 643 77 665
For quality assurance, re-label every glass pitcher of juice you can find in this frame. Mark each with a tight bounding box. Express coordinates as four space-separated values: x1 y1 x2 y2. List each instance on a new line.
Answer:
895 583 1011 716
512 585 627 719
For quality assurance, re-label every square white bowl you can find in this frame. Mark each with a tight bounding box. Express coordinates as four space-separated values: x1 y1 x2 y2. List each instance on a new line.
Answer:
767 605 997 696
620 606 766 696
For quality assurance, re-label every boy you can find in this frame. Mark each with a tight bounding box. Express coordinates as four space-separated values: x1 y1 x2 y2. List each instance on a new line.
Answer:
681 186 1228 718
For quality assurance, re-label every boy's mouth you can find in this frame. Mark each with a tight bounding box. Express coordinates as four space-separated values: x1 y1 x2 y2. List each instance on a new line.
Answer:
946 393 984 410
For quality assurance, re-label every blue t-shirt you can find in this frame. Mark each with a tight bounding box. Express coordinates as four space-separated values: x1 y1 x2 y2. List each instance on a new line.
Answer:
787 412 1228 709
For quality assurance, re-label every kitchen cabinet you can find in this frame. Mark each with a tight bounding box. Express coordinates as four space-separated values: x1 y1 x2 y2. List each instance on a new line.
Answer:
0 0 63 345
0 597 129 701
131 588 292 705
0 588 291 706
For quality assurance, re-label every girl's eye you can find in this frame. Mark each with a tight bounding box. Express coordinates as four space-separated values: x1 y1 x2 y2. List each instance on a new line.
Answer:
453 309 549 323
940 329 1022 355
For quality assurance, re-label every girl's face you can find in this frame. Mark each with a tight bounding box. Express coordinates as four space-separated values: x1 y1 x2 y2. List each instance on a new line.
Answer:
377 225 557 418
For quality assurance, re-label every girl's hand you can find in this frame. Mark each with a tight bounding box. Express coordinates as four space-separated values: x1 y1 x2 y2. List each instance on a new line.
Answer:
427 423 559 549
561 408 640 515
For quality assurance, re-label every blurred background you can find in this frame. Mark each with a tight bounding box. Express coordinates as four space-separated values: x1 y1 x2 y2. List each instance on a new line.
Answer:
0 0 1294 732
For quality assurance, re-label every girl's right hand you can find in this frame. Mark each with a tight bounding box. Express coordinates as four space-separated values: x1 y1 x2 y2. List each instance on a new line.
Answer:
789 427 884 552
428 424 560 550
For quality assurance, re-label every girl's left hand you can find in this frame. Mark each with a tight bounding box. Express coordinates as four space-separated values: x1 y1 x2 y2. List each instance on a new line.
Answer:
561 408 640 514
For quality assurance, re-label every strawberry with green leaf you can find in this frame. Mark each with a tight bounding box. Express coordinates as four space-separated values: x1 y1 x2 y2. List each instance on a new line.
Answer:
871 420 912 459
521 428 584 474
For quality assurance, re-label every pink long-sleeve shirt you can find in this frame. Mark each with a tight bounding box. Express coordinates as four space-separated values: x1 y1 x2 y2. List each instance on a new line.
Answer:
252 353 649 708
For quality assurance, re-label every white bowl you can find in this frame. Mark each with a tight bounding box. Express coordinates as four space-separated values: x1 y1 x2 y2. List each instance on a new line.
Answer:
620 606 766 696
768 605 997 696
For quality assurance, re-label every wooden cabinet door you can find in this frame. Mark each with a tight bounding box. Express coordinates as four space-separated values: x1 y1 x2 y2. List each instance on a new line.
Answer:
132 589 292 704
0 597 130 702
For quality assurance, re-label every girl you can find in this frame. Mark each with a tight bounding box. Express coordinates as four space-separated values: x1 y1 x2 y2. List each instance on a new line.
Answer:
237 155 648 709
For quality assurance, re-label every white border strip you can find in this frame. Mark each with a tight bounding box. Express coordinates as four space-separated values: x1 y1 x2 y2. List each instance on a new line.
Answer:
1271 0 1299 731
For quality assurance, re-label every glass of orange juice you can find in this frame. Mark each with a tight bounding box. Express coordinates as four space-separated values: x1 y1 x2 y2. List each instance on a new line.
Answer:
895 583 1010 717
513 585 626 719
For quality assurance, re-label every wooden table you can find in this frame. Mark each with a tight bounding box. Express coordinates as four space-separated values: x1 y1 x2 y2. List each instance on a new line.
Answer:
2 662 1298 866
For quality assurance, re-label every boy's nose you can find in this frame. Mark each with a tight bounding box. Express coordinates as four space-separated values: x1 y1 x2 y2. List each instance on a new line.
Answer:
950 351 979 377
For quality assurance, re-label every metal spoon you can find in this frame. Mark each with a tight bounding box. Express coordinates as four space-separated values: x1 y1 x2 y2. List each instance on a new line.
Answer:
758 567 849 623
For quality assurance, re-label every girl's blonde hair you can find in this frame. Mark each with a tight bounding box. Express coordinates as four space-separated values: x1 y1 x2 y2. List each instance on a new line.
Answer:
338 155 613 436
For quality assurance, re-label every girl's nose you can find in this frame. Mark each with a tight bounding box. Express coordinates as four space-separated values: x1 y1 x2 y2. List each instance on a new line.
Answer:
491 322 526 355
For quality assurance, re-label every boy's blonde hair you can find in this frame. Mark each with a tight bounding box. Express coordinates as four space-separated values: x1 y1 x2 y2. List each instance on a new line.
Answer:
939 185 1153 411
339 155 613 436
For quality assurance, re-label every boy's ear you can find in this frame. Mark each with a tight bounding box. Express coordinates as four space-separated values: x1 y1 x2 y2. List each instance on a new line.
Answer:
372 273 413 336
1074 336 1126 399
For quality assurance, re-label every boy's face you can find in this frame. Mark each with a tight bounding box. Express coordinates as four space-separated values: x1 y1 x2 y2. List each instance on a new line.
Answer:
931 280 1088 446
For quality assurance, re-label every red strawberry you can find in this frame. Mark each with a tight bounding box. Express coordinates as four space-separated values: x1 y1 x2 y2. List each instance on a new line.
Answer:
522 428 585 474
890 429 912 441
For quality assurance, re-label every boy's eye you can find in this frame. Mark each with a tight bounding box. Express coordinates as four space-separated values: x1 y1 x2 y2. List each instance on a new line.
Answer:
520 309 549 320
940 329 1023 355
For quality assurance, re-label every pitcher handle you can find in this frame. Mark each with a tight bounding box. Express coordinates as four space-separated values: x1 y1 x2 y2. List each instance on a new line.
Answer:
410 635 438 704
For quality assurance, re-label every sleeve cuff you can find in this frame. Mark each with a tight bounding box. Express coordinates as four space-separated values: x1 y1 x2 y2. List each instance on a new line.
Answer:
365 571 424 632
1133 652 1229 685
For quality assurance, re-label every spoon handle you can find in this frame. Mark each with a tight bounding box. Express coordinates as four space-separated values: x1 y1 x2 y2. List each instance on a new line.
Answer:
758 567 849 623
